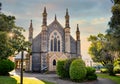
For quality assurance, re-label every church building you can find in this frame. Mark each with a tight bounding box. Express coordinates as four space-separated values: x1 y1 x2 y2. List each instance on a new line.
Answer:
27 7 81 72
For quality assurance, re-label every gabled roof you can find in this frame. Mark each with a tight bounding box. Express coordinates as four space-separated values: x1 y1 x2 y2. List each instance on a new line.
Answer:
47 19 65 36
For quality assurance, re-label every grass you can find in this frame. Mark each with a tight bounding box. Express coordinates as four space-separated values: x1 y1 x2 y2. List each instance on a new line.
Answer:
97 73 120 84
0 76 55 84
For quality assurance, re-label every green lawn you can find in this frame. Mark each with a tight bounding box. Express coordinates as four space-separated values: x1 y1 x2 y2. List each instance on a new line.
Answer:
0 76 55 84
97 73 120 84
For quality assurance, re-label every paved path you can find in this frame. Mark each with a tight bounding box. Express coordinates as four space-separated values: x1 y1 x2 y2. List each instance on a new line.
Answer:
11 70 116 84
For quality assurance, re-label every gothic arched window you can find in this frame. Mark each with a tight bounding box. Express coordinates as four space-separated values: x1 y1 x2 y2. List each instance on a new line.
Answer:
51 40 53 51
50 30 62 52
54 37 57 51
53 59 56 66
58 40 60 51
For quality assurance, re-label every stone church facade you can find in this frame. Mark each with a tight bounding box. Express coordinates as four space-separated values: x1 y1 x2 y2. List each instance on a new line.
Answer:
27 7 81 72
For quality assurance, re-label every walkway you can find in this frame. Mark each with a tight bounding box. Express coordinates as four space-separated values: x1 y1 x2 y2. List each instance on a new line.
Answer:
12 70 116 84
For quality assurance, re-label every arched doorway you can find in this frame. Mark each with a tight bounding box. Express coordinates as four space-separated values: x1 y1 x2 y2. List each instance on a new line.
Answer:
53 59 56 66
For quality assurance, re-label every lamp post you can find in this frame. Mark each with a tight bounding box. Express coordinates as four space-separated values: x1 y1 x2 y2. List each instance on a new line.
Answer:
20 50 24 84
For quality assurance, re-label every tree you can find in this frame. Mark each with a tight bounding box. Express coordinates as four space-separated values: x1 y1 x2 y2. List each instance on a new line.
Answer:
0 13 30 60
0 32 13 59
111 0 120 4
107 0 120 58
88 33 114 66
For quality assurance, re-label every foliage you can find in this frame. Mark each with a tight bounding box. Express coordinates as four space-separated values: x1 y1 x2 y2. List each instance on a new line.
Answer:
86 67 97 80
86 67 96 76
107 0 120 57
100 68 108 73
106 63 115 76
69 59 86 81
0 59 15 75
114 58 120 73
97 73 120 84
0 32 14 59
114 65 120 73
56 60 67 78
114 58 120 66
88 33 114 66
63 58 76 78
0 13 31 59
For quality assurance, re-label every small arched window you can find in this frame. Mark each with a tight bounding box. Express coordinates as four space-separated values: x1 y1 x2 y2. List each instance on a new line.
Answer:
53 59 56 66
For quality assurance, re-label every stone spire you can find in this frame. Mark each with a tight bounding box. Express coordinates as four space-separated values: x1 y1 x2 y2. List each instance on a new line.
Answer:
29 20 33 42
30 20 33 28
42 7 47 26
55 14 57 21
65 8 70 28
76 24 81 57
64 9 70 53
77 24 80 32
76 24 80 41
43 6 46 13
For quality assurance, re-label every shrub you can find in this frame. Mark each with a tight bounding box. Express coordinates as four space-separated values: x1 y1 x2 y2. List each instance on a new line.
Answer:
69 59 86 81
114 58 120 73
86 67 96 76
87 74 97 80
86 67 97 80
106 63 115 76
63 58 76 78
100 68 108 73
0 59 15 75
114 65 120 73
56 60 67 78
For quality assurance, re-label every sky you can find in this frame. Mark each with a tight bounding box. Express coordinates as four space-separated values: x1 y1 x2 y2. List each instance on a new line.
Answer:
1 0 113 60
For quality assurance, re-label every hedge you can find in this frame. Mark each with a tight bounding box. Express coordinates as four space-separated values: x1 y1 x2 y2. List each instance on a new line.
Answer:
69 59 86 81
0 59 15 75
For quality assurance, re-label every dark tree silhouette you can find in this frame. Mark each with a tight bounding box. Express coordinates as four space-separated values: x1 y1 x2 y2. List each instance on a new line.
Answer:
111 0 120 4
0 2 2 12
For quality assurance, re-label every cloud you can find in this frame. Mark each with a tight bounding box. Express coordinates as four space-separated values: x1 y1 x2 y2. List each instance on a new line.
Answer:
91 17 109 25
1 0 17 4
74 19 87 25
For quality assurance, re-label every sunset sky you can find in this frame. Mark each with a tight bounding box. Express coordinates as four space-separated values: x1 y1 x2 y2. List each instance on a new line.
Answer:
1 0 113 60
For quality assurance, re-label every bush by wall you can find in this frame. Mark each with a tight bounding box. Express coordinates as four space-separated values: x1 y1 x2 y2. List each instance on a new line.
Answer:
56 60 67 78
69 59 87 81
0 59 15 75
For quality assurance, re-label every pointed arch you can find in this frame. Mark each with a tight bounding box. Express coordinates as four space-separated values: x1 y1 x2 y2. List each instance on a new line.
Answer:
49 30 62 52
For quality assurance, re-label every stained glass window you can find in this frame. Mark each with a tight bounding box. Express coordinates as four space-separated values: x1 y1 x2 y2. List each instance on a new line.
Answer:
51 40 53 51
54 37 57 51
